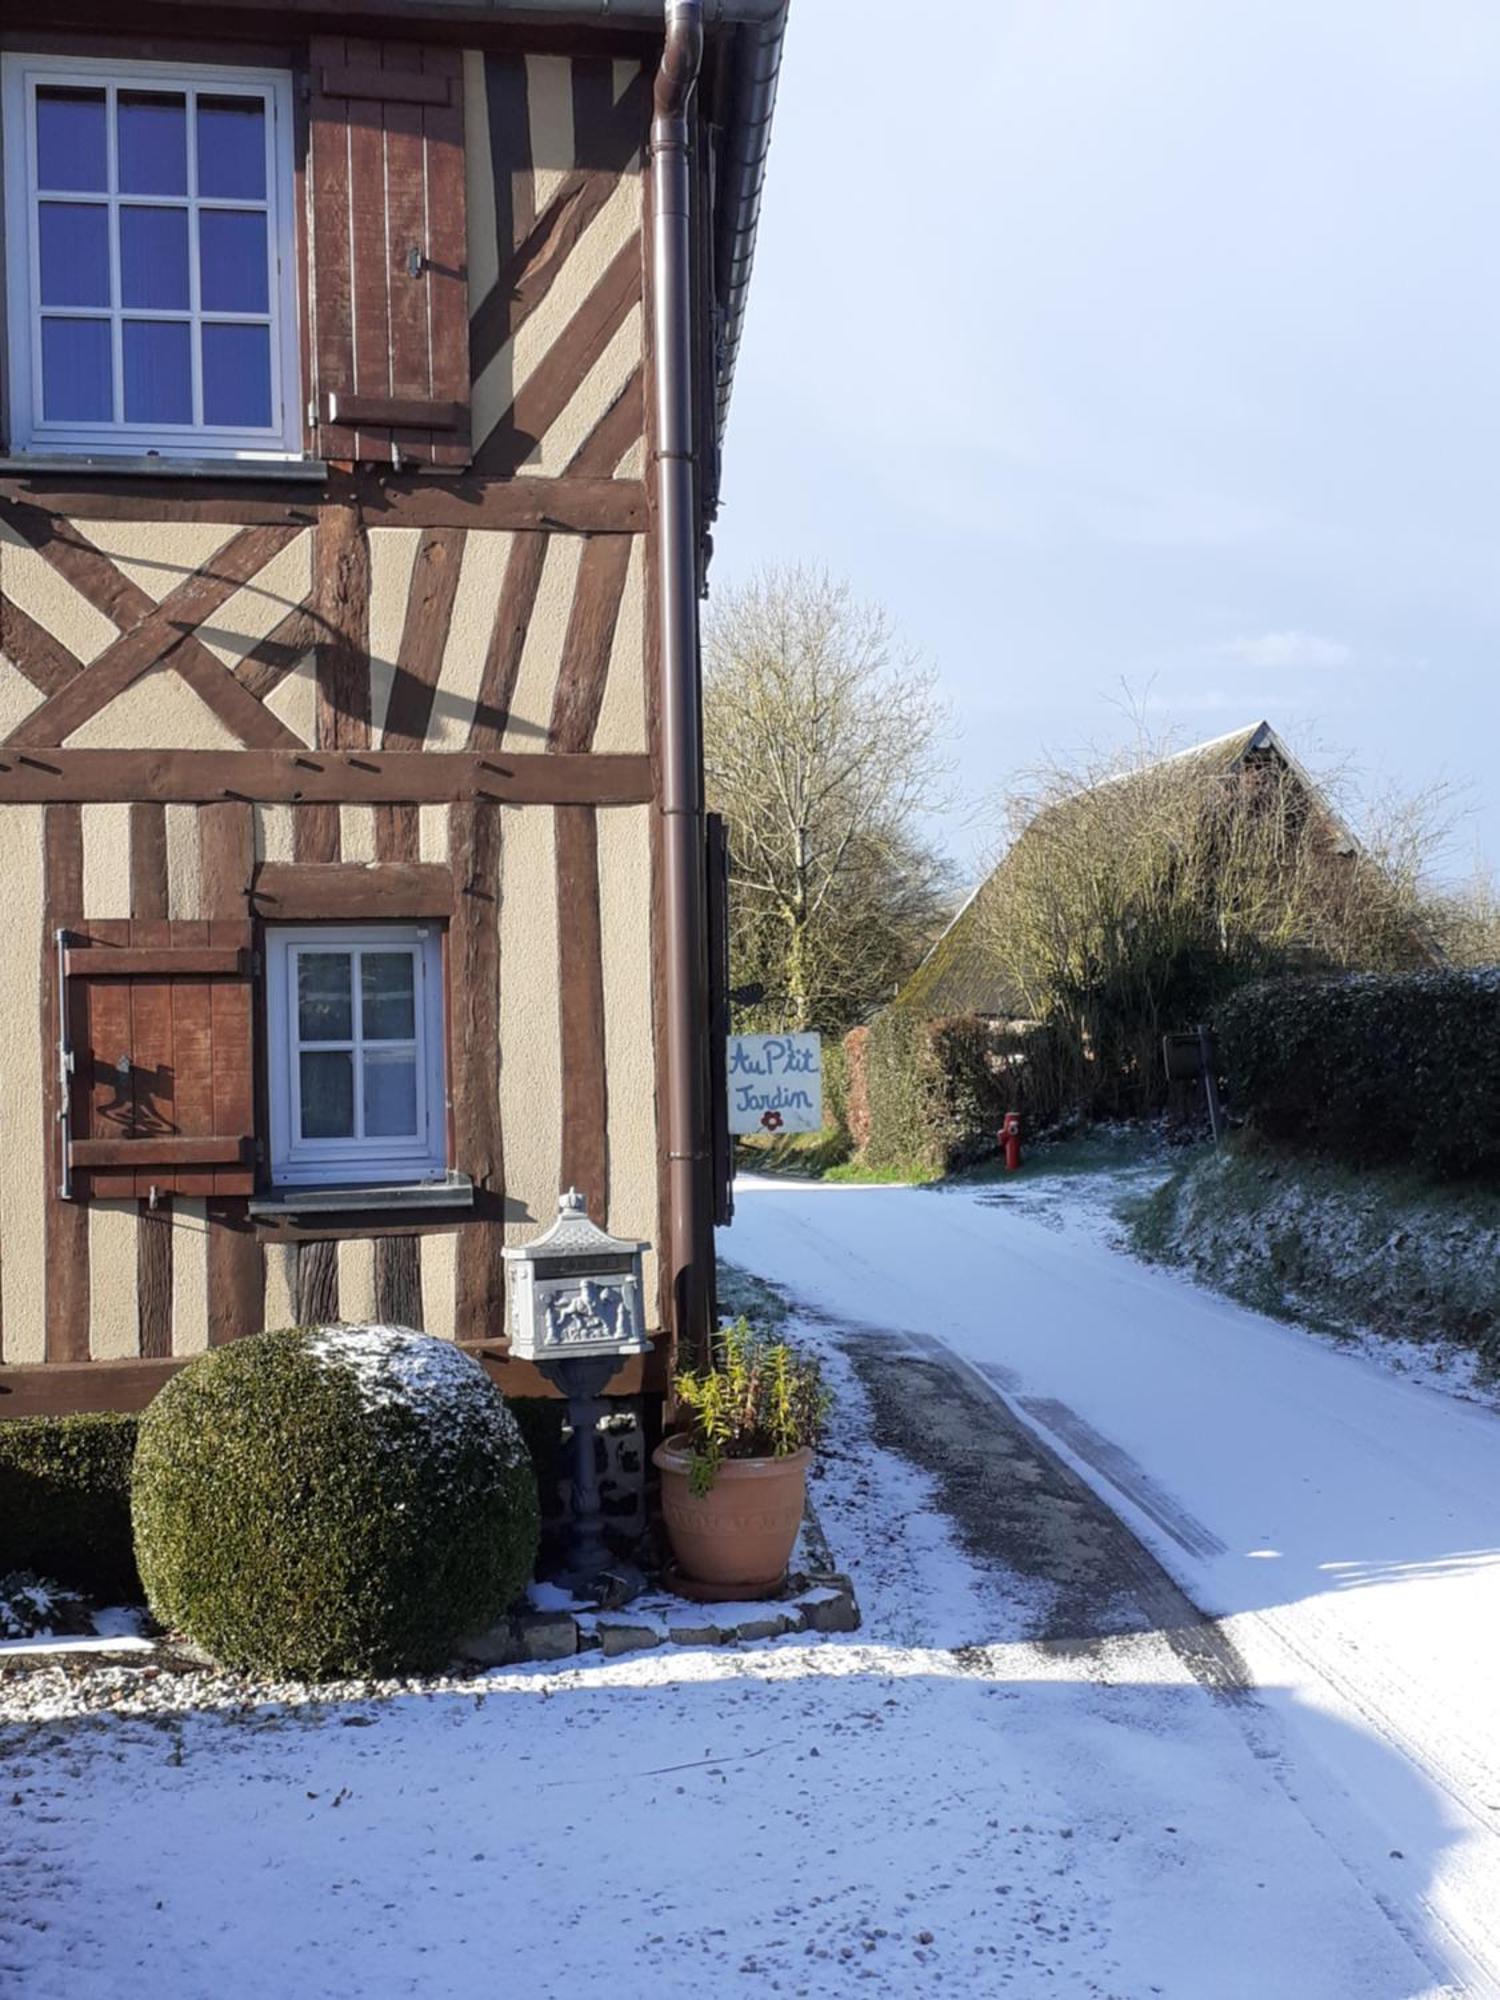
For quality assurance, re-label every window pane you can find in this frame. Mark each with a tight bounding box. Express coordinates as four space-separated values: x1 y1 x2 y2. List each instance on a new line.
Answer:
39 204 110 308
297 953 352 1042
363 1048 418 1139
36 88 107 193
118 91 187 196
202 322 272 429
123 321 192 425
200 210 269 314
300 1050 355 1140
361 953 416 1041
197 96 266 200
41 319 112 422
121 206 190 310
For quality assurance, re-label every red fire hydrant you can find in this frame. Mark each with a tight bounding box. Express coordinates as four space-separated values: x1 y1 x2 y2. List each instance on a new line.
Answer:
1000 1110 1022 1172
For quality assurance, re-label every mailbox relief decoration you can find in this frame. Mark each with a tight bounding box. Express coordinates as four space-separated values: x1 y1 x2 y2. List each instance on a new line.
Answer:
503 1190 650 1365
726 1033 823 1136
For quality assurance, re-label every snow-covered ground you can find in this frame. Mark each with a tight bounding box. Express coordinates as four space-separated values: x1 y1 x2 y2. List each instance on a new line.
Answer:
7 1249 1469 1998
727 1169 1500 1995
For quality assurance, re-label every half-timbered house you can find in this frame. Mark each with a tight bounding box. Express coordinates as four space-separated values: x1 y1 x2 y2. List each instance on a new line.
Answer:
0 0 783 1418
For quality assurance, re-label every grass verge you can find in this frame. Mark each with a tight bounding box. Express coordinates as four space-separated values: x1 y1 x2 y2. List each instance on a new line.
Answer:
1126 1138 1500 1367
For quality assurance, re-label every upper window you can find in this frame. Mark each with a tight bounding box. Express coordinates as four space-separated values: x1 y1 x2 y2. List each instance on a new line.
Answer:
1 54 301 459
265 926 449 1189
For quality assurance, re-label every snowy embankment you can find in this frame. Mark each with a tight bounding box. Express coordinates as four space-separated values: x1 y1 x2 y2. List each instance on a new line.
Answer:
1130 1144 1500 1397
0 1249 1451 2000
727 1171 1500 1995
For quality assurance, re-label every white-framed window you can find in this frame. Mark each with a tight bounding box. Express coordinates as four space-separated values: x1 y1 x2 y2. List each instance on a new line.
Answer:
1 53 302 459
265 926 449 1189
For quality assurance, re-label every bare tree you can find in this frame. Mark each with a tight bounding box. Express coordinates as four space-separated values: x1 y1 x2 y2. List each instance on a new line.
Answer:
703 567 951 1032
1432 865 1500 968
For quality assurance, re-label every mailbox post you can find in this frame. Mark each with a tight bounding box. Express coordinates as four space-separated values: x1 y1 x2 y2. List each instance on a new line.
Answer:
503 1190 650 1596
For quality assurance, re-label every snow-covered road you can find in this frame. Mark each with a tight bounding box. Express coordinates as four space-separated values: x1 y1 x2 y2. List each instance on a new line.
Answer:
726 1172 1500 1995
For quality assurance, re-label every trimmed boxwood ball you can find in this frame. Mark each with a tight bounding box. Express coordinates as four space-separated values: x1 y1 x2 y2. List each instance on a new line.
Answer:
132 1325 540 1679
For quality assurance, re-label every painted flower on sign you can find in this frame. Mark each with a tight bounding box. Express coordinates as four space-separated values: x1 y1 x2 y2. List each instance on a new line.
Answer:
761 1110 785 1133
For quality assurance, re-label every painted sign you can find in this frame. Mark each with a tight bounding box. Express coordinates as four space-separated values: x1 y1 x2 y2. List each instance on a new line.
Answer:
727 1033 823 1135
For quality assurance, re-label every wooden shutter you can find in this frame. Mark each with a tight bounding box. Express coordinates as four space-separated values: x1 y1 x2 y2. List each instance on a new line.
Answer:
61 924 256 1199
706 813 734 1228
308 38 470 467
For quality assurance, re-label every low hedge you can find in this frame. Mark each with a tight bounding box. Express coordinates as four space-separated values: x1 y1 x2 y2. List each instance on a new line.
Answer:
1215 968 1500 1181
864 1011 1031 1176
133 1325 541 1678
0 1412 140 1599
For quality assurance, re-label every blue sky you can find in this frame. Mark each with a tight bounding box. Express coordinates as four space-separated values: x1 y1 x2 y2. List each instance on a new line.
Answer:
713 1 1500 885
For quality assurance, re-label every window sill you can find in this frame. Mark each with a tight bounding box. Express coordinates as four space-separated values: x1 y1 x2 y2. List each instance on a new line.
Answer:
0 455 328 482
248 1173 474 1218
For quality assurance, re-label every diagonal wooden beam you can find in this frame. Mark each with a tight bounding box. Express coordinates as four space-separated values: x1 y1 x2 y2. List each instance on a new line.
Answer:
0 593 83 696
6 525 302 747
169 633 311 750
0 499 156 630
472 234 641 475
380 528 467 751
565 362 644 477
467 530 548 752
231 607 321 705
548 532 634 753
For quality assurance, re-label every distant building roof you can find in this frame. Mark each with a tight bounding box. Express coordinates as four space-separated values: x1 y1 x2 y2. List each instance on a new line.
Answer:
895 721 1332 1020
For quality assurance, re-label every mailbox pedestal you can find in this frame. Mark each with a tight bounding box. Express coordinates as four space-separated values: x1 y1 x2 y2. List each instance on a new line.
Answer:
503 1190 650 1599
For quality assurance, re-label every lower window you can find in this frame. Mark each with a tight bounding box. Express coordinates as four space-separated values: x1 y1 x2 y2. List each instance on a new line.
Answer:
265 924 447 1187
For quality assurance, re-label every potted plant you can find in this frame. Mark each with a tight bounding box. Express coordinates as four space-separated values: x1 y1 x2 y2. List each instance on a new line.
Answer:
653 1318 829 1598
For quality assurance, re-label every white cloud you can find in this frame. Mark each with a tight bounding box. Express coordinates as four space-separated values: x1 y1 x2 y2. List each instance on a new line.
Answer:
1223 630 1353 670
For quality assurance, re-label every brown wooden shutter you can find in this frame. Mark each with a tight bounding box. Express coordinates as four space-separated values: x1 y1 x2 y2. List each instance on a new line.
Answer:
308 38 470 467
706 813 734 1228
61 924 256 1199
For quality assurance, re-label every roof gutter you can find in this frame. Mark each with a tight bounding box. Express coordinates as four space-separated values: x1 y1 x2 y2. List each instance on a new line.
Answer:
652 0 712 1360
711 8 786 447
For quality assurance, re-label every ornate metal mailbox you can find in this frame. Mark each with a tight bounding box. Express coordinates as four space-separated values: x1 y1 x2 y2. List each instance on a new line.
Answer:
504 1190 650 1598
503 1188 649 1365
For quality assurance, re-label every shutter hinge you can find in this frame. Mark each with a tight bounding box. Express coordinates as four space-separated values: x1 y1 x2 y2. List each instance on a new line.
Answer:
255 1137 266 1164
299 72 312 103
251 949 263 976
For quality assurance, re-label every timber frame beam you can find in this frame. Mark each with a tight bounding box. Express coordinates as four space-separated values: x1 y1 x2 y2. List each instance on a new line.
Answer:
0 475 647 534
0 1342 666 1418
0 749 653 806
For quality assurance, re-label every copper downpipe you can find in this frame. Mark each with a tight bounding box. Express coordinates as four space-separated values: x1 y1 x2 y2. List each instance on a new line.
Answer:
652 0 711 1360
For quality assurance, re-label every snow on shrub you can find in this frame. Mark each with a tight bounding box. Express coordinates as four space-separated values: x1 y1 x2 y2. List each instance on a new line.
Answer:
132 1324 540 1679
1215 967 1500 1181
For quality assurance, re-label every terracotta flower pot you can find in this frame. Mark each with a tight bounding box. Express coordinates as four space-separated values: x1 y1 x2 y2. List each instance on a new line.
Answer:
653 1435 811 1596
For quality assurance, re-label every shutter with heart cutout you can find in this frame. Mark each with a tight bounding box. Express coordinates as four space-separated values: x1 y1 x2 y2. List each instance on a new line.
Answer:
60 923 256 1200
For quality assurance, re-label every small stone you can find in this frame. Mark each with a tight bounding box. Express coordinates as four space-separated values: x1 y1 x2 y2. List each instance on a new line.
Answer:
798 1582 861 1634
456 1611 576 1668
734 1615 792 1643
598 1622 663 1659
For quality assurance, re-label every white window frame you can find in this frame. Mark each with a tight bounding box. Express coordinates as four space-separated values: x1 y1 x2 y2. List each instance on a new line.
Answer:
1 51 302 460
265 925 449 1189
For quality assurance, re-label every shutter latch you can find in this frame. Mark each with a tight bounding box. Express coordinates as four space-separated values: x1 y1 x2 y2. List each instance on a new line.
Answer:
406 245 425 280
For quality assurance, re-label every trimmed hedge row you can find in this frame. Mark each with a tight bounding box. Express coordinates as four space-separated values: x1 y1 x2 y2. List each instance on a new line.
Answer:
0 1413 141 1599
1215 968 1500 1181
0 1389 562 1616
